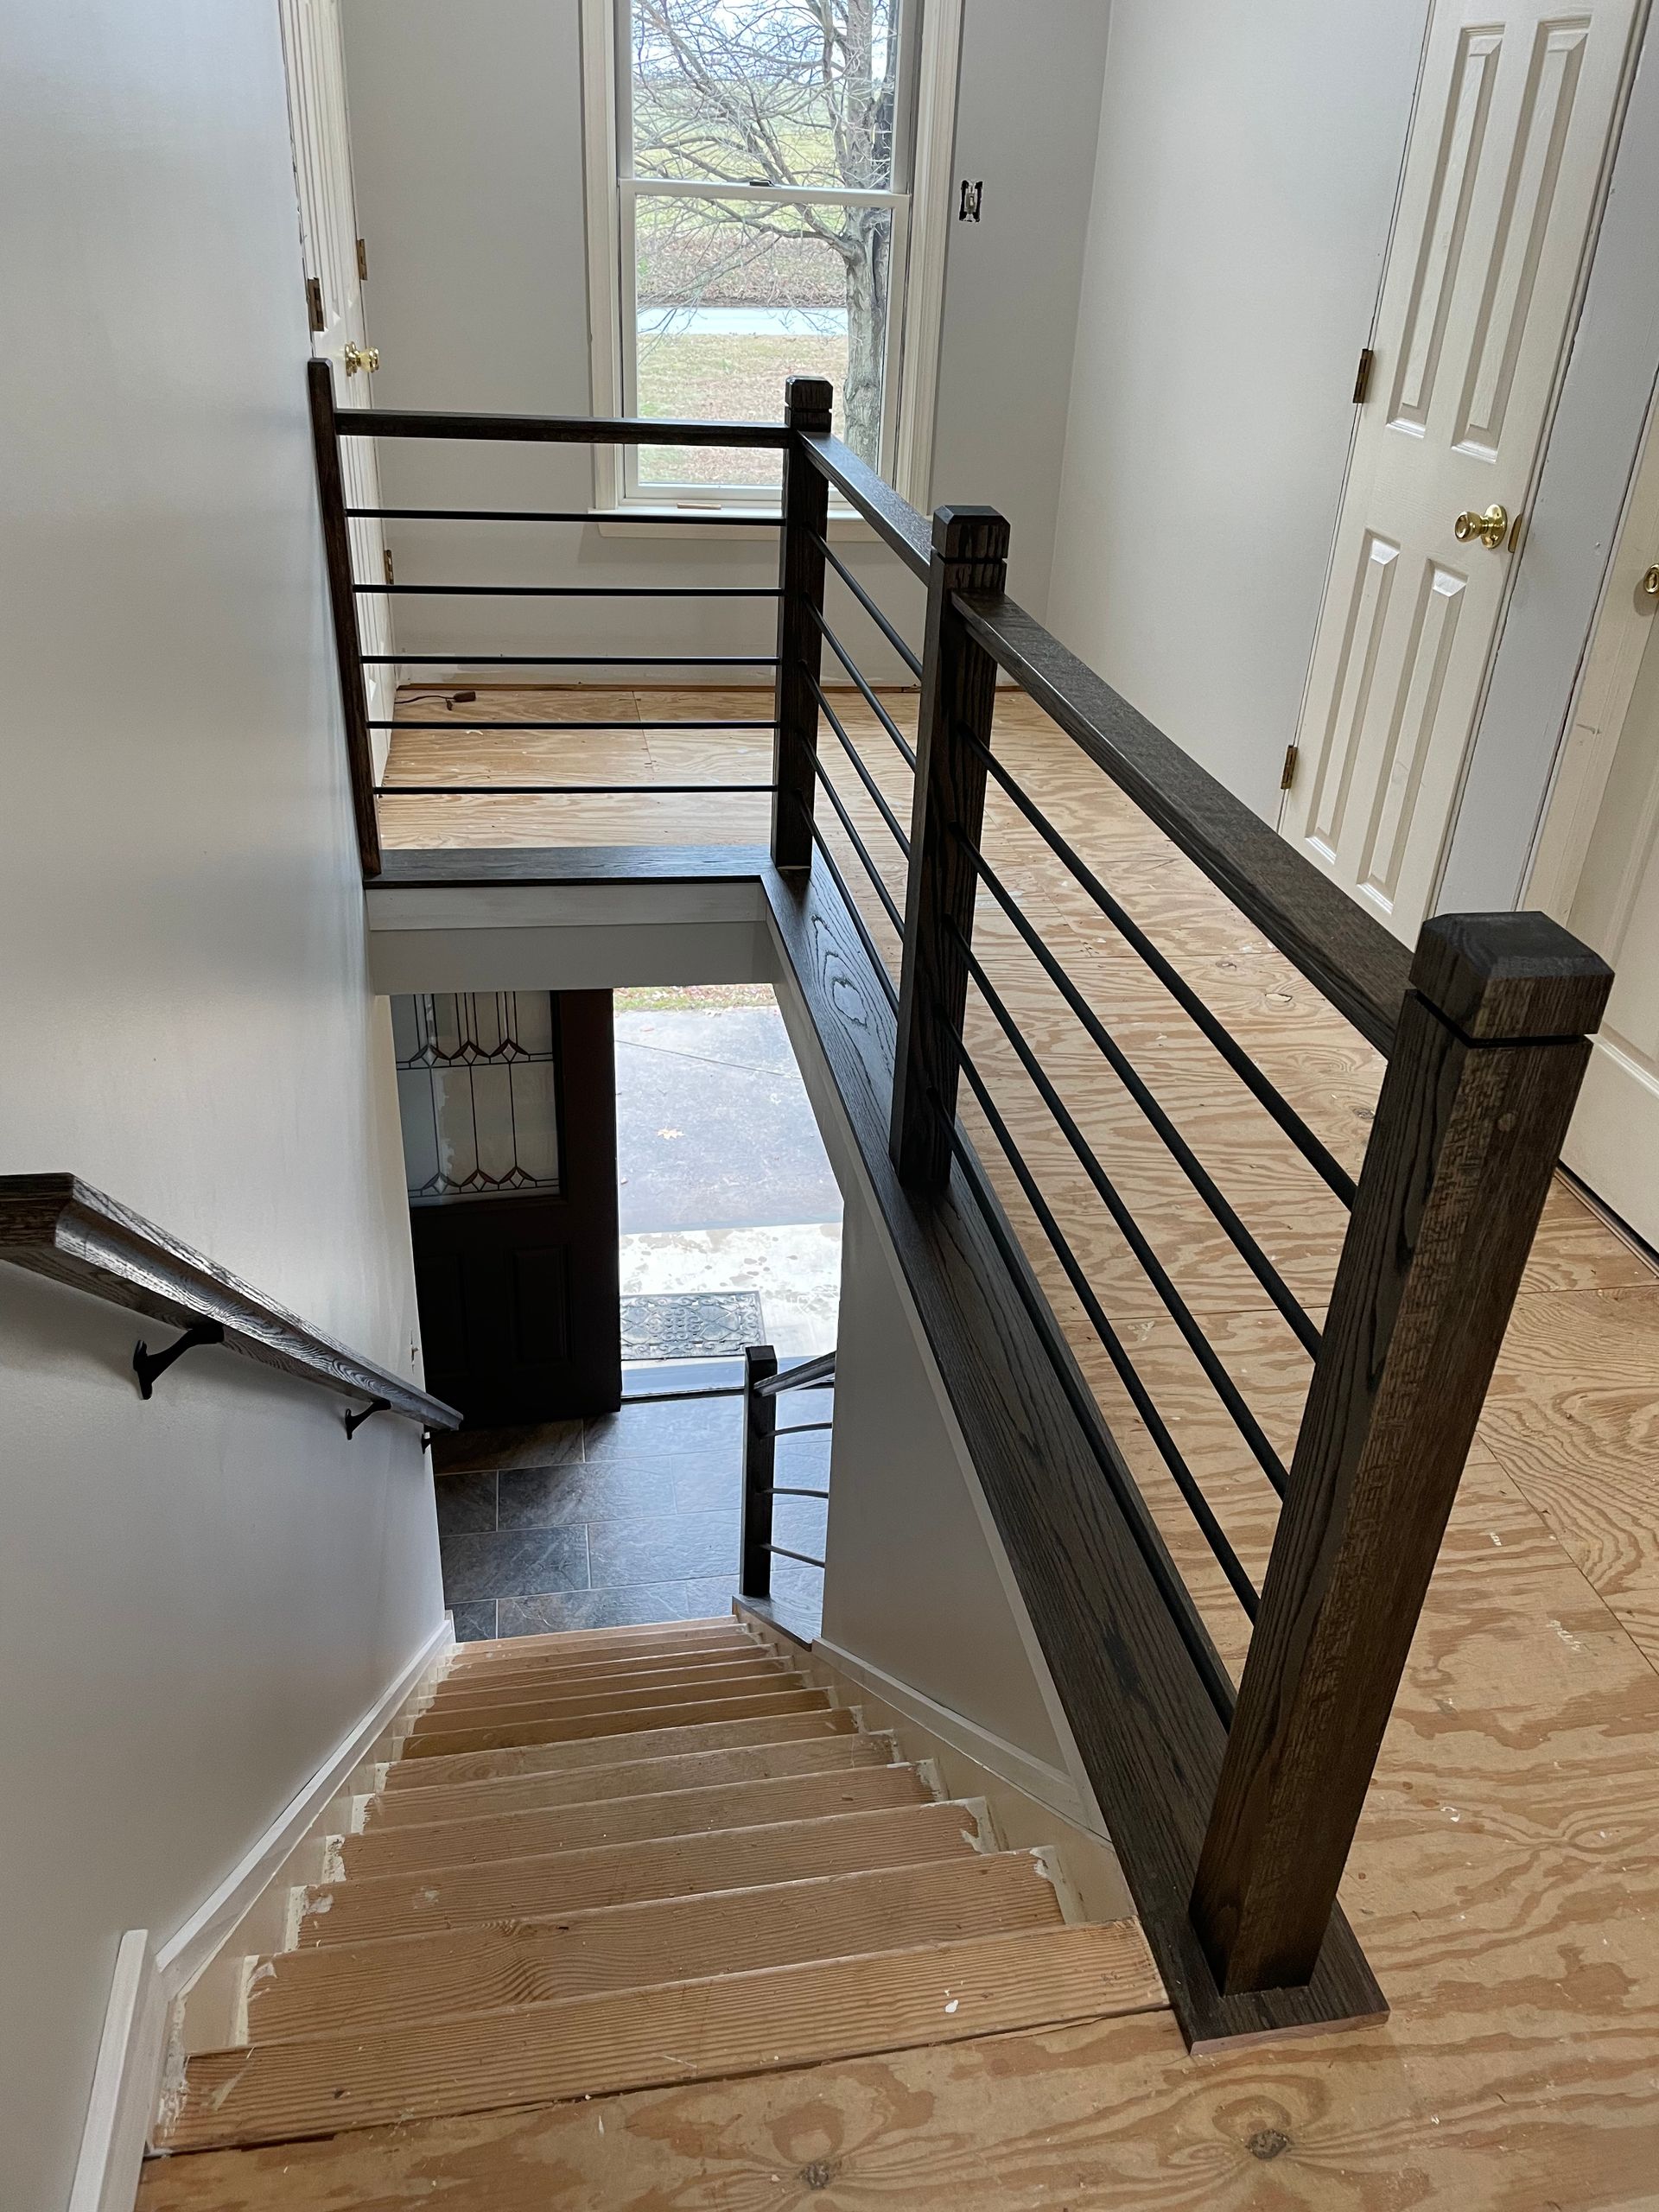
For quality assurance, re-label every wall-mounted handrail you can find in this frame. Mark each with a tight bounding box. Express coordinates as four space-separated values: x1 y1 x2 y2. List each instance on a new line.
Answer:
0 1174 460 1434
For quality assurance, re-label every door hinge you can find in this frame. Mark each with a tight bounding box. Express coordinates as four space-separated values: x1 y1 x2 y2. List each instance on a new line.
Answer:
383 547 396 587
1352 346 1375 405
1280 743 1300 792
356 236 370 283
305 276 325 334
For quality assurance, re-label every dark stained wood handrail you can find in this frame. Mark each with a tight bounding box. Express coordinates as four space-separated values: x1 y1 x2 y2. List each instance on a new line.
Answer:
799 431 934 577
0 1174 460 1431
334 408 791 447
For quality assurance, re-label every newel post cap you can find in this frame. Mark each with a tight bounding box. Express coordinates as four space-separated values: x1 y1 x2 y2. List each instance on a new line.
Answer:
1410 912 1612 1041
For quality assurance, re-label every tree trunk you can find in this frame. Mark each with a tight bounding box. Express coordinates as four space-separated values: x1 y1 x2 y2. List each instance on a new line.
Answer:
842 209 888 467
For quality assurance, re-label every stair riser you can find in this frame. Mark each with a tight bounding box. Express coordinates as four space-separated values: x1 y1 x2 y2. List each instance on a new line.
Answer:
382 1707 857 1793
345 1765 927 1878
302 1803 985 1946
412 1663 795 1732
428 1648 770 1707
248 1854 1066 2042
448 1621 742 1669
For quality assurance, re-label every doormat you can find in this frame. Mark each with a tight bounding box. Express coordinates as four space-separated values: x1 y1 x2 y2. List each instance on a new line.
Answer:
620 1291 766 1361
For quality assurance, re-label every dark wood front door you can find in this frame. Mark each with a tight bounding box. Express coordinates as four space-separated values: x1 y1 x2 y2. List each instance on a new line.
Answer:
402 990 620 1424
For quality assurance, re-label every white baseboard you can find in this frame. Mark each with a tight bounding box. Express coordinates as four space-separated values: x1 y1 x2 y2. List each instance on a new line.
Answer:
67 1614 454 2212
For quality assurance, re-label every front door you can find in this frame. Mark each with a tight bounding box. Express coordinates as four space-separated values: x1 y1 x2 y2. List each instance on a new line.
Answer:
276 0 394 741
396 991 622 1423
1531 391 1659 1248
1281 0 1643 944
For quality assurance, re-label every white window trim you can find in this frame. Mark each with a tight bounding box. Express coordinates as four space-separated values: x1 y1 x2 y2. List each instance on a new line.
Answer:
577 0 962 529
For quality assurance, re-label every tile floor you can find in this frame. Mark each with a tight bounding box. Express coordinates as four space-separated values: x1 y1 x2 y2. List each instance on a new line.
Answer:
433 1388 830 1639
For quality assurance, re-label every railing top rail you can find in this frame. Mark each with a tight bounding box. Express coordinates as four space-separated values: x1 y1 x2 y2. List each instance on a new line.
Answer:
954 589 1413 1054
754 1349 836 1396
334 406 791 449
0 1174 460 1431
799 431 932 578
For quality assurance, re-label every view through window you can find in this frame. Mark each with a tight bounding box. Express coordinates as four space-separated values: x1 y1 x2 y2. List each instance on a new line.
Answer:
620 0 914 496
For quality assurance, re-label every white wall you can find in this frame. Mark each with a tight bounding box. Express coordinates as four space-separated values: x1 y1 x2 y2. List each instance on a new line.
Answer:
337 0 1109 676
1049 0 1430 818
0 5 443 2202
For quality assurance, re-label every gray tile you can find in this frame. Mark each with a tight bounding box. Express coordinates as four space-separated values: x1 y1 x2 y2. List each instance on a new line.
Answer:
673 1459 743 1516
499 1584 690 1636
771 1495 829 1556
449 1600 498 1643
440 1528 588 1605
768 1554 825 1610
499 1458 676 1530
584 1395 743 1463
433 1421 583 1477
587 1511 740 1590
434 1471 497 1535
683 1576 741 1619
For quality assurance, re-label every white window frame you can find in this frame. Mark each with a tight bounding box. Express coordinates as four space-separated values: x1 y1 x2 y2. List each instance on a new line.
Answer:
579 0 961 524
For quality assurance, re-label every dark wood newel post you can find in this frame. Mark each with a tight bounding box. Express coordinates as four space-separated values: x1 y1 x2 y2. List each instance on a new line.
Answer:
1191 911 1612 1994
772 377 835 869
889 505 1011 1187
306 359 381 880
741 1344 779 1599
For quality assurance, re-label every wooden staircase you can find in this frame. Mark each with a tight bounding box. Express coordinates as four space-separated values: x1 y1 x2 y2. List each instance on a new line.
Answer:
143 1618 1165 2196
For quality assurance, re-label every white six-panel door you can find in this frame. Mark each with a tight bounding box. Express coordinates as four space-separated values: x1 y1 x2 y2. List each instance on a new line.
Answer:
1281 0 1643 944
276 0 395 745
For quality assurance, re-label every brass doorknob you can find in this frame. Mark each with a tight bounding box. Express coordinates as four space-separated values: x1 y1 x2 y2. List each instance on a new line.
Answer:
1643 563 1659 598
1454 503 1510 550
343 342 380 377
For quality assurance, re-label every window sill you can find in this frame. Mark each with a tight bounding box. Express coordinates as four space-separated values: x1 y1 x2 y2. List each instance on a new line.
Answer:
593 509 880 544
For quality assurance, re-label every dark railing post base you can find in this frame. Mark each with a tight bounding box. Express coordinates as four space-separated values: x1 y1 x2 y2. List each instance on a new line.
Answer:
1190 912 1611 1994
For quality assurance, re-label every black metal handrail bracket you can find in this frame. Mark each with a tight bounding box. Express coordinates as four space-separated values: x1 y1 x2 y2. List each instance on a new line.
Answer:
0 1174 459 1434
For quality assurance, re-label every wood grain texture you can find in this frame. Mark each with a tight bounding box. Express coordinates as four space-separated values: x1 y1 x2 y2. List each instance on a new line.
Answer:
410 1661 793 1732
447 1620 749 1669
425 1649 784 1707
401 1685 830 1762
382 1707 858 1794
0 1173 456 1429
300 1802 988 1946
161 1923 1162 2153
246 1853 1065 2044
341 1764 929 1878
366 1729 887 1829
337 406 791 448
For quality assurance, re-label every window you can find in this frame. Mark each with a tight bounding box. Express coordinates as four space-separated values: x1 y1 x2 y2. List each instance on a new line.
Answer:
583 0 960 512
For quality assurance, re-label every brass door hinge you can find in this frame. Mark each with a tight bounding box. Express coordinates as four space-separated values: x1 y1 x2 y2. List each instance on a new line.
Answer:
1352 346 1375 404
1280 743 1300 791
384 548 396 586
305 276 325 334
356 236 370 283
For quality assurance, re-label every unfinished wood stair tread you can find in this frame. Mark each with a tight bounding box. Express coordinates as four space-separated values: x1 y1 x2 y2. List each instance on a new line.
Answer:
367 1728 889 1828
448 1619 742 1668
247 1852 1068 2042
404 1683 831 1761
427 1649 783 1708
164 1921 1163 2153
344 1762 930 1877
383 1705 857 1792
302 1801 988 1944
410 1661 798 1734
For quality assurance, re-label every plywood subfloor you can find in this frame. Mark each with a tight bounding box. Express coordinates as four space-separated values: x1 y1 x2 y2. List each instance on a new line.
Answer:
349 683 1659 2205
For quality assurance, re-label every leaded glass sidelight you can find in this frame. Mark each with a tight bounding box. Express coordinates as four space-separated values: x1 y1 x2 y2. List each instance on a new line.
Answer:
392 993 563 1205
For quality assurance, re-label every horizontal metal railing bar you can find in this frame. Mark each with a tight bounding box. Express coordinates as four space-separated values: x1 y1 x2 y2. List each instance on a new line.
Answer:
954 590 1412 1055
811 758 907 938
808 821 900 1011
945 1045 1262 1621
336 408 791 448
967 736 1357 1205
805 607 918 769
800 431 932 576
774 1421 834 1436
376 782 777 798
808 675 912 856
936 1113 1239 1724
353 582 781 599
754 1351 837 1395
757 1486 831 1498
370 718 779 732
811 531 925 679
950 921 1290 1497
346 505 785 526
968 847 1325 1358
763 1543 828 1569
366 654 779 667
